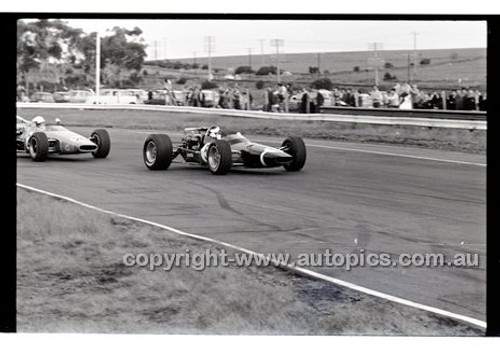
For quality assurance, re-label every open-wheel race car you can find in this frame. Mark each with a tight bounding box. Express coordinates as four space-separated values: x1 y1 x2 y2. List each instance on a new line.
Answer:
143 126 306 175
16 115 111 161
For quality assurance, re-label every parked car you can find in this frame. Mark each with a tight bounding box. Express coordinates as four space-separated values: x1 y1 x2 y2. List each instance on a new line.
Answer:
86 89 144 105
67 90 94 103
30 92 55 103
53 91 70 103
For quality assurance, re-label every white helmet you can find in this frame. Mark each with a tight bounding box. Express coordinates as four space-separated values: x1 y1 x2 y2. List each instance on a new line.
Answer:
207 125 221 139
32 116 46 127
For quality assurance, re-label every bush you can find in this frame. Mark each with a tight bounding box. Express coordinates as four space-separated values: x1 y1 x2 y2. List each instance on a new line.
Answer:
256 66 278 76
235 66 254 74
309 66 319 74
353 66 360 72
176 77 187 85
384 62 394 69
142 69 148 76
201 65 208 70
256 80 265 90
383 72 397 81
420 58 431 65
201 80 218 90
311 78 333 90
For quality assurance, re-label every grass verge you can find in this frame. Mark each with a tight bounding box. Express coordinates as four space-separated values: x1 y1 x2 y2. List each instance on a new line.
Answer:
17 108 486 154
17 187 483 335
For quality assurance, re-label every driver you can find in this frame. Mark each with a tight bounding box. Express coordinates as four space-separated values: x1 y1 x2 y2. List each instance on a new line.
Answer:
32 116 46 131
206 125 222 140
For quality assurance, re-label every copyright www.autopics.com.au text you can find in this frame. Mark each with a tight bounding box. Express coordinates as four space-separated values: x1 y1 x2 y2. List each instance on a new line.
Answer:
122 249 480 272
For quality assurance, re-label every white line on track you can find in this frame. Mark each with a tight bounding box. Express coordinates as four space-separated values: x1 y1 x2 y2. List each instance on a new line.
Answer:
116 129 486 167
17 182 486 329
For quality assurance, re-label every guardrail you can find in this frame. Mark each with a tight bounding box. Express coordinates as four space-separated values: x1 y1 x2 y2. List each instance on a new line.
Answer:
320 106 487 121
16 102 487 131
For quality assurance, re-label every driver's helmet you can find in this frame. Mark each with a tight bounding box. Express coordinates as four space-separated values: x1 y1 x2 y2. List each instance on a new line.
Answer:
32 116 46 130
207 125 222 140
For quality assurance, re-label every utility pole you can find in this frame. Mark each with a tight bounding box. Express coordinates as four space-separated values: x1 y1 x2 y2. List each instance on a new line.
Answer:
270 39 284 83
317 53 321 78
95 31 101 96
407 53 411 82
260 39 265 67
412 31 419 81
204 36 215 80
247 48 252 68
367 42 384 87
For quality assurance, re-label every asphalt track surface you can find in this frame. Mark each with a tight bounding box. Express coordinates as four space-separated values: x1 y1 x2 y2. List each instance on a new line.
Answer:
17 127 486 321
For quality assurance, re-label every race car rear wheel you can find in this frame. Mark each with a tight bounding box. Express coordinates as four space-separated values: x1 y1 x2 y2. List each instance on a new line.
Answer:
282 136 306 171
90 129 111 158
143 134 173 170
207 140 232 175
29 132 49 162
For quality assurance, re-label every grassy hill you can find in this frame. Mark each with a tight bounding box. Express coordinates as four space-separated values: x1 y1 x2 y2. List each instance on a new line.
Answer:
148 47 486 91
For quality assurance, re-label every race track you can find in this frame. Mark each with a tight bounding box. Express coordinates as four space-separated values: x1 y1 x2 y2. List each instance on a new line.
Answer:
16 127 487 321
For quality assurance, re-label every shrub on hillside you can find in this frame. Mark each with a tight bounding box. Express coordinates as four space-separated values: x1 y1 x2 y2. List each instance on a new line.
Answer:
201 80 218 90
311 78 333 90
235 66 254 74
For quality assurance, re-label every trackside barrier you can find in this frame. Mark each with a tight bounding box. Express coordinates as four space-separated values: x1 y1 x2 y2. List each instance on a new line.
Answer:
16 102 487 131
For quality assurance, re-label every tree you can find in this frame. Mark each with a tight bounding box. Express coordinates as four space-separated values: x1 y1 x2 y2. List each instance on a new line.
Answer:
419 58 431 65
353 66 360 72
384 62 394 69
17 19 84 89
100 27 147 87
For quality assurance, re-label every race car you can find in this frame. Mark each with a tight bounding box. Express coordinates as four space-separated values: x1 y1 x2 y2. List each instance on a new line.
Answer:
16 115 111 162
143 125 306 175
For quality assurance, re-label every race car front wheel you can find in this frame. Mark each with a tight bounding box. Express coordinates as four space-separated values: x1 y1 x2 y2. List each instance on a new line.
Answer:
143 134 173 170
282 136 306 171
207 140 232 175
91 129 111 158
29 132 49 162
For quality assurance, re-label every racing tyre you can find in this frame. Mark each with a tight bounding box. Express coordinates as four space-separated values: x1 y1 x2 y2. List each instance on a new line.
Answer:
207 140 232 175
282 136 306 171
143 134 173 170
29 132 49 162
91 129 111 158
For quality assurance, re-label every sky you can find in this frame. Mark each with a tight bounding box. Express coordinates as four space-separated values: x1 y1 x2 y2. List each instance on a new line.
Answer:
61 19 487 61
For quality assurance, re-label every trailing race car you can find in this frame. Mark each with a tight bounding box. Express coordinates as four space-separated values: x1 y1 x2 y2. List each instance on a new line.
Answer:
143 126 306 175
16 115 111 162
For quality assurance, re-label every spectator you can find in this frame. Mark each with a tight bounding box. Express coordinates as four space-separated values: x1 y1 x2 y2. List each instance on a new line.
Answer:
455 88 466 110
478 91 486 111
399 81 411 97
399 92 412 109
385 88 400 108
370 86 383 108
343 88 356 107
447 91 457 110
464 89 477 110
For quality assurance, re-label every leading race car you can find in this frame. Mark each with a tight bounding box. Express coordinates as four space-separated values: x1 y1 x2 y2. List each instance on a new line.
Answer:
16 115 111 161
143 125 306 175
